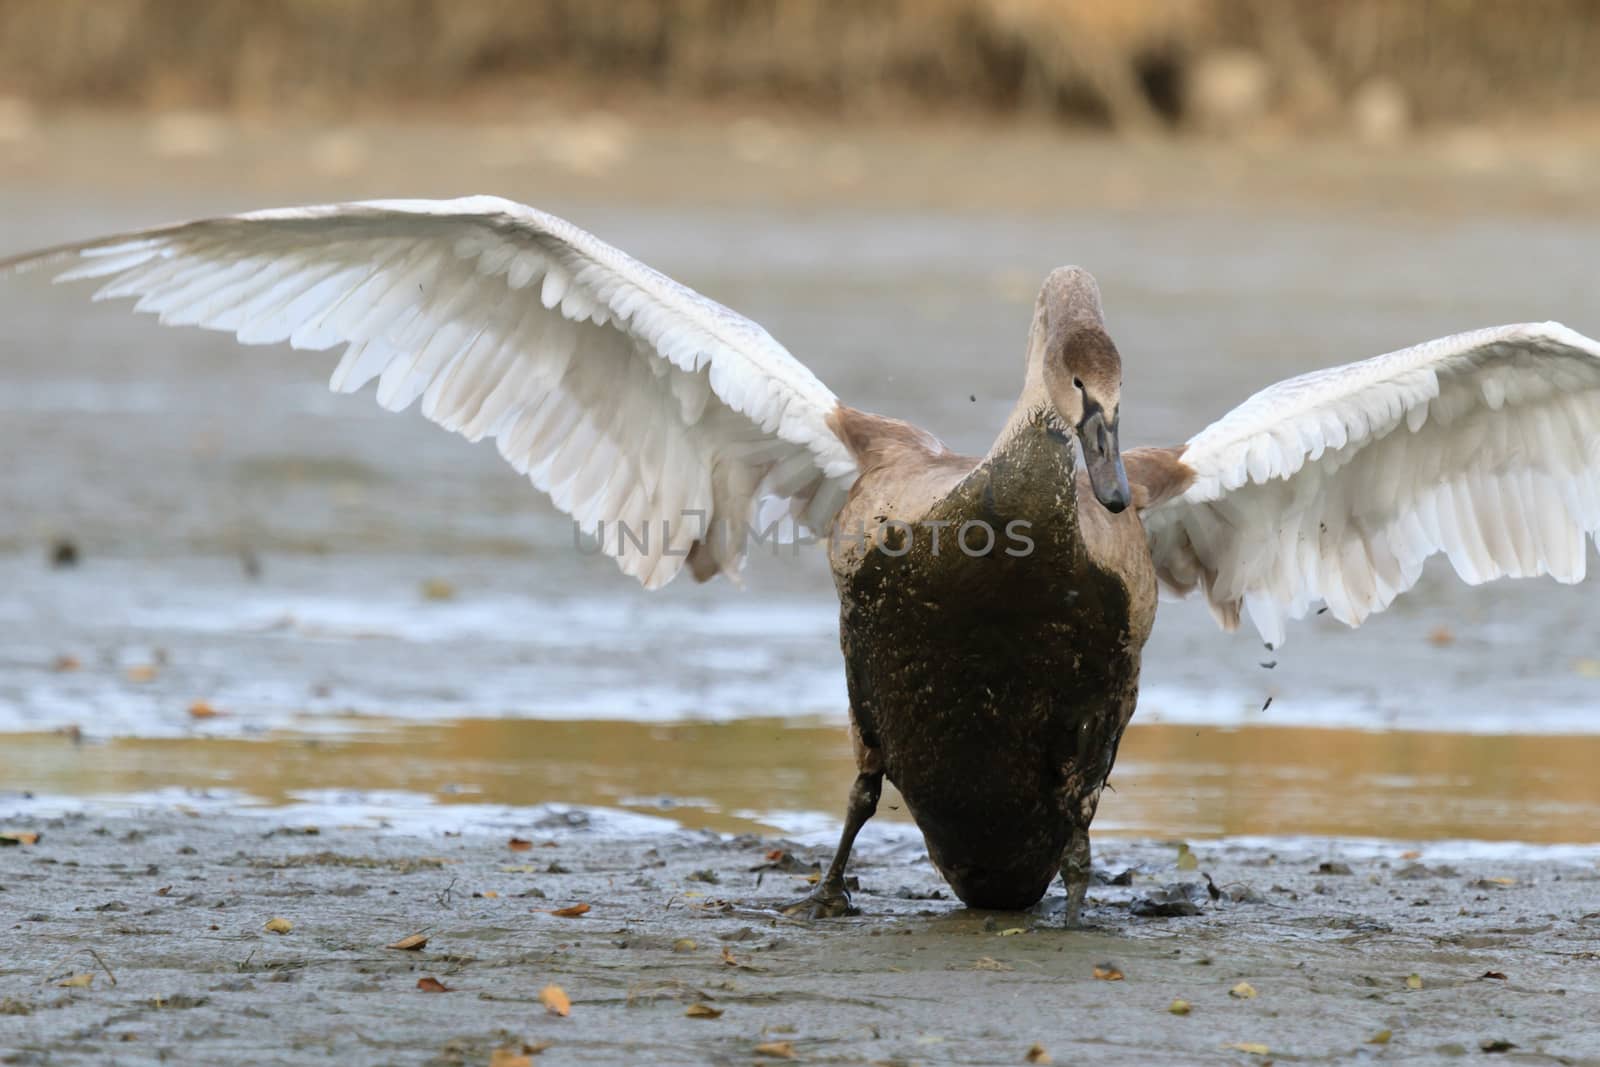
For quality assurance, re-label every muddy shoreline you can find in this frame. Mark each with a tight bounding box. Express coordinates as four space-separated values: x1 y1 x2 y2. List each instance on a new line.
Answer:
3 811 1598 1065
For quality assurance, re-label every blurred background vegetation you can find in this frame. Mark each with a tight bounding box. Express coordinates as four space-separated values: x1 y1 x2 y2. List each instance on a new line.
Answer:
3 0 1599 138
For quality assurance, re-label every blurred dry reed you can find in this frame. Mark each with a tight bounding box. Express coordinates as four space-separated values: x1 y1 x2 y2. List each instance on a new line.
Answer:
1 0 1597 132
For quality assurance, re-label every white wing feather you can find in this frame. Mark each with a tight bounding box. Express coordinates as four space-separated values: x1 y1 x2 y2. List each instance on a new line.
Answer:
1143 323 1600 647
1 196 858 588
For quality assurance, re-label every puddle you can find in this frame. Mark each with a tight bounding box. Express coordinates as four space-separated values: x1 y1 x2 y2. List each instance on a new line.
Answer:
5 718 1600 844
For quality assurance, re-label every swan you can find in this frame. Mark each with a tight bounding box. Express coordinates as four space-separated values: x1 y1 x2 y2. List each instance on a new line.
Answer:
5 197 1598 922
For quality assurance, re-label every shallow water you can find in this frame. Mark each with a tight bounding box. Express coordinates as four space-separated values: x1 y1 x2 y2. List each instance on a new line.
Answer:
2 118 1598 844
7 718 1600 845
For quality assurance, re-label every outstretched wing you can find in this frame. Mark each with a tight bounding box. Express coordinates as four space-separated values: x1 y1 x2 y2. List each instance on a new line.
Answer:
1141 323 1600 647
1 197 858 587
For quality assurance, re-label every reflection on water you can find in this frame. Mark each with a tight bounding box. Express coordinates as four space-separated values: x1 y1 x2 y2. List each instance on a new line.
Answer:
5 718 1599 843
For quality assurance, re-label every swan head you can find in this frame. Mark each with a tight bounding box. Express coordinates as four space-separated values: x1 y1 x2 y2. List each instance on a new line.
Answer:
1035 267 1130 514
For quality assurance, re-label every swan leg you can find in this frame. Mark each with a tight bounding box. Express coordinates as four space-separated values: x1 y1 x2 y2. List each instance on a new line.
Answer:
783 770 882 918
1060 824 1092 928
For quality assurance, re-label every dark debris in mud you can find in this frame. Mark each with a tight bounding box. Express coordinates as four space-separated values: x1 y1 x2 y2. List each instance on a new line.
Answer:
1 813 1598 1065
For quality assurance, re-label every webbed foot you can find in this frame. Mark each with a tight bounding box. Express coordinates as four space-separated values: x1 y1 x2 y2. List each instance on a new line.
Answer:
781 881 858 919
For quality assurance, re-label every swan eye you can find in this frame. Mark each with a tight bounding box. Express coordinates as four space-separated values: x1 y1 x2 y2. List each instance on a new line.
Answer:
1072 377 1084 390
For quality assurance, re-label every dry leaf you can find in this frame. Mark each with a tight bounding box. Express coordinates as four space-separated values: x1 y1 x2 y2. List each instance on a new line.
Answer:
1229 982 1256 999
421 578 456 601
1481 971 1508 980
672 938 697 953
1406 974 1423 990
1575 658 1600 679
1227 1043 1270 1056
1169 998 1191 1015
722 947 739 966
125 664 159 683
974 957 1012 971
386 933 429 951
1175 843 1199 871
1484 876 1516 886
753 1042 796 1059
263 917 293 934
685 1003 723 1019
998 927 1026 937
417 977 450 993
57 973 94 989
187 700 222 719
1092 964 1124 981
1368 1030 1393 1045
488 1049 532 1067
1399 849 1422 860
51 654 81 672
0 830 40 846
508 837 533 852
765 848 785 861
1025 1043 1051 1064
539 984 571 1017
1427 625 1455 647
547 903 590 918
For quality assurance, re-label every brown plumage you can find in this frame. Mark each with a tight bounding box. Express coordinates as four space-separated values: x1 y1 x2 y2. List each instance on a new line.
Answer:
791 267 1194 922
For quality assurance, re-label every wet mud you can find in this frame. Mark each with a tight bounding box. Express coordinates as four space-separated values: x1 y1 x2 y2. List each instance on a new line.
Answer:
3 813 1598 1065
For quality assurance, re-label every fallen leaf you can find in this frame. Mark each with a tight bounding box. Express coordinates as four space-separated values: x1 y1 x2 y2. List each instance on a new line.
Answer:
420 578 456 601
1399 850 1422 860
488 1050 532 1067
1168 998 1191 1015
685 1003 723 1019
125 664 159 683
997 927 1026 937
1025 1042 1051 1063
753 1041 796 1059
1573 658 1600 679
1368 1030 1393 1045
51 654 81 672
187 701 222 720
1092 964 1124 981
1427 625 1455 647
722 947 739 966
502 865 540 874
57 973 94 989
974 956 1012 971
416 977 450 993
1484 876 1516 886
673 938 697 953
1406 974 1423 989
508 837 533 852
765 848 785 861
1175 843 1199 871
0 830 40 846
263 917 293 934
386 933 429 951
546 903 590 918
539 984 570 1017
1481 970 1508 980
1227 1043 1270 1056
1229 982 1256 999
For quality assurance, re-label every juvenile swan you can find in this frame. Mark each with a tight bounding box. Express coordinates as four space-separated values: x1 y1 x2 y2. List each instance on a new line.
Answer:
6 199 1599 921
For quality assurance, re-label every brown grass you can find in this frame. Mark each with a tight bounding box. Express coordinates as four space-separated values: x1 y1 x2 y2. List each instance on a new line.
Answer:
1 0 1597 128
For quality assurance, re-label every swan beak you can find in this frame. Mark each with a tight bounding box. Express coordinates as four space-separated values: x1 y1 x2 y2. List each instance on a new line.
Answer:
1078 409 1131 514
